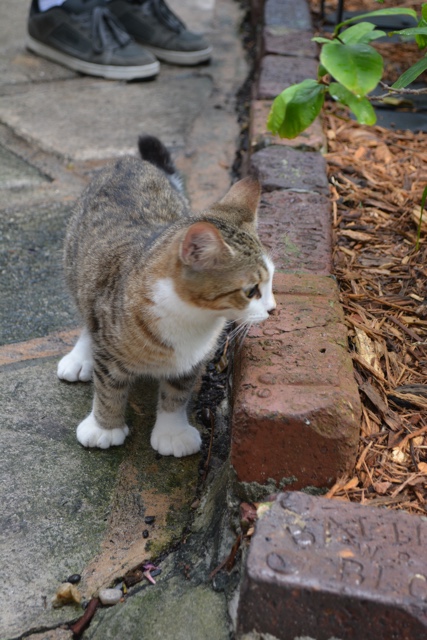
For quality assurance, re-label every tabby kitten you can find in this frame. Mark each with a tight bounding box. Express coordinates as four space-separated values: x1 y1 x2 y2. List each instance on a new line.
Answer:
58 136 275 457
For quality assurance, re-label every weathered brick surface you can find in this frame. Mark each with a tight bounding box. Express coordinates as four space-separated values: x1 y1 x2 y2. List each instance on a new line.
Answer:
231 273 360 489
258 190 332 274
250 145 329 194
237 492 427 639
263 26 318 58
264 0 312 30
257 55 317 99
250 100 325 152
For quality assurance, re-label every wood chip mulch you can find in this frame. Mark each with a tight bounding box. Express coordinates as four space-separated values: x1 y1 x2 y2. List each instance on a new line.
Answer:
305 0 427 516
322 101 427 515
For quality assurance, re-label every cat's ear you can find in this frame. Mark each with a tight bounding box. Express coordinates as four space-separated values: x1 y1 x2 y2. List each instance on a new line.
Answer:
219 177 261 224
180 222 234 271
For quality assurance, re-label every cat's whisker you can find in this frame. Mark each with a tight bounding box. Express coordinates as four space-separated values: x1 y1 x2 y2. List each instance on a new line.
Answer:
235 323 252 350
227 323 246 341
227 320 251 344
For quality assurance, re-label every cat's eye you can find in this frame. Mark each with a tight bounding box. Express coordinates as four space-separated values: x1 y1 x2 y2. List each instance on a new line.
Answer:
245 285 260 299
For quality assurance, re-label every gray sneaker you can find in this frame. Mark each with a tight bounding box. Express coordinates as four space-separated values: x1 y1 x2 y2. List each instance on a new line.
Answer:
108 0 212 66
27 0 160 80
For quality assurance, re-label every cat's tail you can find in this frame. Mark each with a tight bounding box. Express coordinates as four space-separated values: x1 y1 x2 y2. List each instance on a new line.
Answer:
138 135 183 193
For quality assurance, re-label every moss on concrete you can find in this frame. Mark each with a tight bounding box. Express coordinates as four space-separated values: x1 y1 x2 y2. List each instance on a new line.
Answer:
86 576 229 639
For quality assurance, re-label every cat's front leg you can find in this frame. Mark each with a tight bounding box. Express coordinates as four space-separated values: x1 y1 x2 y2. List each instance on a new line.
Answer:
77 357 130 449
58 328 94 382
76 412 129 449
151 373 202 458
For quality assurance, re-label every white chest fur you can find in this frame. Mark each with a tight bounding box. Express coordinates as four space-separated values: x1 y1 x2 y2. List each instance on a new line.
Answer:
151 278 226 375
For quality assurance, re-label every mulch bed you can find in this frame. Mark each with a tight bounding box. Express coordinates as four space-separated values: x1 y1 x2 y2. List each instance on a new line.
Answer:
309 1 427 515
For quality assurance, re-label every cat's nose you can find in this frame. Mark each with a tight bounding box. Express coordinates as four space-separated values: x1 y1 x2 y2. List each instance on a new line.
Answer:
267 294 277 315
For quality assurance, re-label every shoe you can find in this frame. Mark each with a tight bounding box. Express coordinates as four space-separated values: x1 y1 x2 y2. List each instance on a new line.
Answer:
108 0 212 66
27 0 160 80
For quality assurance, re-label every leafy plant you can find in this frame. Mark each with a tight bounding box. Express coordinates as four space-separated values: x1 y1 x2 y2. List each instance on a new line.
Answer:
267 6 426 138
267 2 427 245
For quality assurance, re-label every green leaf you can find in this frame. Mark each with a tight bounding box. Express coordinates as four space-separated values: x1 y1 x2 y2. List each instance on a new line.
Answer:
416 19 427 49
320 42 383 96
267 80 325 139
390 27 427 38
339 22 384 44
360 30 386 43
312 36 333 44
422 4 427 21
392 55 427 88
335 8 417 35
328 82 377 125
317 63 328 79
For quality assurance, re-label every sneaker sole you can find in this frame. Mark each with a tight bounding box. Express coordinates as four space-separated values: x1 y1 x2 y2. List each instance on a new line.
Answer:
141 44 212 66
26 35 160 80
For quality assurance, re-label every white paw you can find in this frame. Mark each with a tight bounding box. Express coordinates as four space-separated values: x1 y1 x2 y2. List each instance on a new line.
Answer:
150 410 201 458
58 330 93 382
58 351 93 382
76 413 129 449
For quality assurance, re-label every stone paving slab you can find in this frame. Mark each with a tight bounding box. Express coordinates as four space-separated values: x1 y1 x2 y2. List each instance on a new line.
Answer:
0 201 78 344
86 576 229 640
0 359 122 637
237 492 427 639
0 0 246 638
0 359 200 638
0 74 213 162
0 144 48 189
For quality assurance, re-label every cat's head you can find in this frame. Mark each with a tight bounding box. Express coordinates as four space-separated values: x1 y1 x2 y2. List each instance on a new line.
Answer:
174 177 276 324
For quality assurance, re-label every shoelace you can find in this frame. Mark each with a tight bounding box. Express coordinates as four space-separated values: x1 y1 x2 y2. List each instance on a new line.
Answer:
135 0 185 33
75 6 132 53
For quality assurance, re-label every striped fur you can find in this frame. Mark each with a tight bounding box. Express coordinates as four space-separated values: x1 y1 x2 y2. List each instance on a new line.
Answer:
58 137 275 456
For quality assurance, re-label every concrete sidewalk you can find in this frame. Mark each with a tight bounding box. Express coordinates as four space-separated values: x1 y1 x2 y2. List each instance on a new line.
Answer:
0 1 246 638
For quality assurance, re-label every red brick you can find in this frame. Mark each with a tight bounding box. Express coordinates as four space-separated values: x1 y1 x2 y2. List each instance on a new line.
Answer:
250 145 329 195
237 492 427 639
250 100 325 153
258 190 332 274
257 55 317 100
263 27 318 58
231 273 360 489
264 0 312 30
249 0 264 27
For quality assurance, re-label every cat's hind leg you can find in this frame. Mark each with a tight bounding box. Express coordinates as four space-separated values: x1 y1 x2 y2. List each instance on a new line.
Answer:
150 372 202 458
58 327 94 382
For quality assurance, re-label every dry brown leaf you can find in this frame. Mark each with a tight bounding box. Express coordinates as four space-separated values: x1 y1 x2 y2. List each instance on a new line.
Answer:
354 328 382 375
418 462 427 474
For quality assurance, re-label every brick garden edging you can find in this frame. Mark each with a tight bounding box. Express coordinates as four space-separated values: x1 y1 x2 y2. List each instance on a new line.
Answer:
233 2 427 638
237 492 427 639
231 0 361 496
